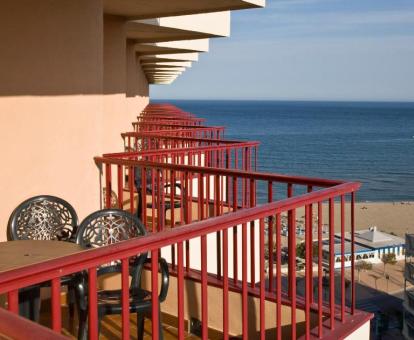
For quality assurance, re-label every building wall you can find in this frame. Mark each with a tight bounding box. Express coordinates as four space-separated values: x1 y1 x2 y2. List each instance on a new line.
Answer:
0 1 149 240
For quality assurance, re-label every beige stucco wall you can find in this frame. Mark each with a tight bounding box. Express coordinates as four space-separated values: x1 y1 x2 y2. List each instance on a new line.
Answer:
0 1 149 241
102 15 149 153
139 272 313 338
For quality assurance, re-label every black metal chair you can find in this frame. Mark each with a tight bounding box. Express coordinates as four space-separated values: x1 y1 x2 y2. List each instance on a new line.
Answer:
8 195 78 241
134 167 183 227
74 209 169 340
7 195 79 321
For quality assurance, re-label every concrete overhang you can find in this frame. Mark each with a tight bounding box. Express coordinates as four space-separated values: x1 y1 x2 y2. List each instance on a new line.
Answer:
139 53 199 63
135 39 209 55
104 0 265 19
141 61 192 68
127 12 230 43
147 76 177 82
143 66 186 72
145 71 183 76
145 72 183 76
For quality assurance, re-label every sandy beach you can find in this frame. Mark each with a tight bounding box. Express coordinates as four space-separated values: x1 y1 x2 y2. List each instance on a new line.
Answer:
290 201 414 238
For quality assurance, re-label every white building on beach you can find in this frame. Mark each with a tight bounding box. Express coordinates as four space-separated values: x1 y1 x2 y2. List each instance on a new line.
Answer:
322 226 405 269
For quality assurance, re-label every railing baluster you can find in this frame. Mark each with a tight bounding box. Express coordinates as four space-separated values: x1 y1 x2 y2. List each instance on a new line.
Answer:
318 201 323 338
200 173 205 220
88 267 98 340
215 174 222 279
177 242 185 339
308 185 314 303
233 176 238 284
290 208 297 340
259 218 265 340
51 278 61 333
268 181 274 293
198 173 202 221
351 192 356 315
117 165 123 209
121 258 130 340
151 168 156 232
7 290 18 314
157 169 162 232
329 198 335 330
287 183 293 298
151 250 159 340
223 228 229 340
141 167 146 226
341 195 345 322
184 171 191 271
105 163 112 209
129 166 134 214
201 235 208 340
242 222 248 340
171 170 176 268
250 179 256 287
305 203 311 339
276 213 282 340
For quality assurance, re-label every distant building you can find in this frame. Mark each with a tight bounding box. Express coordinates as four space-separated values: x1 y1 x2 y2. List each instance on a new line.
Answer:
322 226 405 269
403 234 414 339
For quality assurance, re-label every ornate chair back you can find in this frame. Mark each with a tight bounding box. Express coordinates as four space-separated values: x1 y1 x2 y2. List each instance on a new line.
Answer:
8 195 78 241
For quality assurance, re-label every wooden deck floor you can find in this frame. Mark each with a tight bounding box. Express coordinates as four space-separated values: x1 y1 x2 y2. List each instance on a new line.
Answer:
40 304 201 340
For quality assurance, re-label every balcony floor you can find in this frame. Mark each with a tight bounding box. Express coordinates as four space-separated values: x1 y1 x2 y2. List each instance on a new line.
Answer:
39 304 201 340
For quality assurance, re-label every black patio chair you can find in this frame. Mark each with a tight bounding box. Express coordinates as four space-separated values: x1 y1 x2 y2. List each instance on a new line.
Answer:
8 195 78 241
74 209 169 340
134 167 182 227
7 195 79 320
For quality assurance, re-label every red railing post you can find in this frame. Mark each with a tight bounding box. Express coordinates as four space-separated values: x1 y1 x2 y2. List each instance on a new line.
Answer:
268 181 274 293
276 213 282 340
151 250 160 340
177 242 185 339
341 195 346 322
351 192 356 315
105 163 112 208
88 267 98 340
259 218 265 340
121 258 130 340
201 235 208 340
223 228 229 340
51 278 61 333
242 222 248 340
305 204 311 339
329 198 335 330
290 208 297 340
7 290 18 314
318 201 323 338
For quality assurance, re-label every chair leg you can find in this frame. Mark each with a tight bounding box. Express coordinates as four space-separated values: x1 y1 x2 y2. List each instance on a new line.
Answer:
158 307 164 340
18 286 41 322
68 284 75 319
137 313 145 340
97 310 105 338
77 310 88 340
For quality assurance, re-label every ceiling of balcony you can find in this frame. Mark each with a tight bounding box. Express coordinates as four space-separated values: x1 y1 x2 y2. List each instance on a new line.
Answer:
104 0 264 19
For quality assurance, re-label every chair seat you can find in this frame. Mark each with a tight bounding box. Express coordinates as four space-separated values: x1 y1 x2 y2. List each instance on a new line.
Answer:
97 288 153 314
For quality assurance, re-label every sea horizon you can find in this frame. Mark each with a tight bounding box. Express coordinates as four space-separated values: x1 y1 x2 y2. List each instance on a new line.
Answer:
153 99 414 203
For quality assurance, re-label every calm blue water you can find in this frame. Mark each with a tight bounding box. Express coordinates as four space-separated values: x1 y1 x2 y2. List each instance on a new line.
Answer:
153 100 414 202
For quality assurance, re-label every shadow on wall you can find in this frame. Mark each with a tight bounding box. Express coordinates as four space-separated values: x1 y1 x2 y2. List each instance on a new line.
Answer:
0 2 148 98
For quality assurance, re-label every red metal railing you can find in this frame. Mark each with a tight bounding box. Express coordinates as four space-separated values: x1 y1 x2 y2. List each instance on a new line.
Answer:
0 180 367 340
0 103 372 339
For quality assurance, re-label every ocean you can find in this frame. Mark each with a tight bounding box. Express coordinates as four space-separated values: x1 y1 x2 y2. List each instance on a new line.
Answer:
153 100 414 202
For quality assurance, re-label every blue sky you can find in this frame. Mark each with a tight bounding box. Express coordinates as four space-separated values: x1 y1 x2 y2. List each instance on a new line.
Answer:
151 0 414 101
